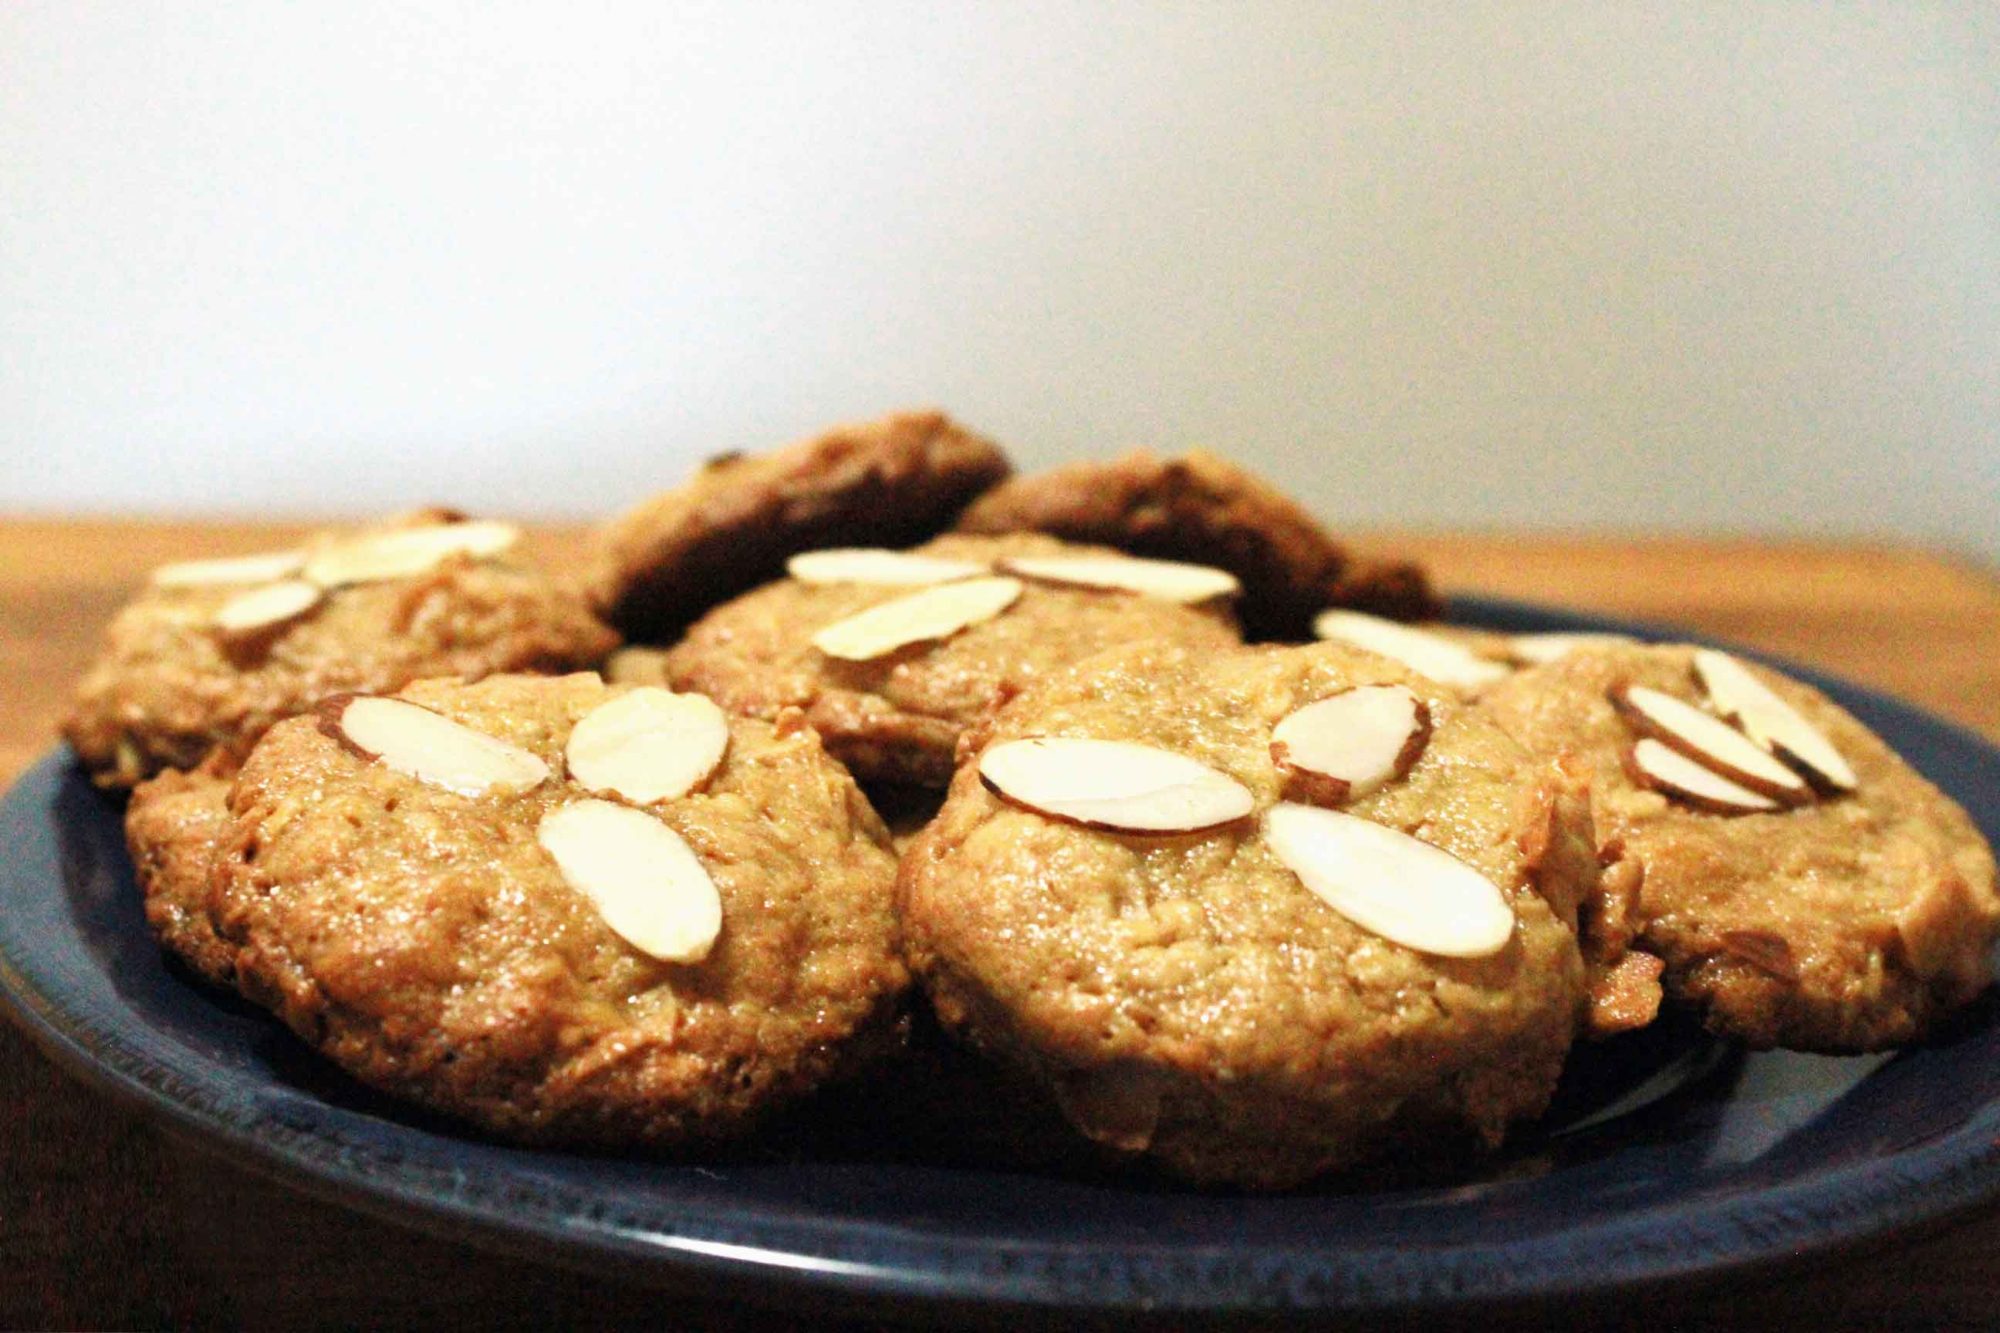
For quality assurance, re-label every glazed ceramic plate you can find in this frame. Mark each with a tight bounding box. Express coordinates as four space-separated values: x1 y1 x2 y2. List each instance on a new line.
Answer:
6 598 2000 1321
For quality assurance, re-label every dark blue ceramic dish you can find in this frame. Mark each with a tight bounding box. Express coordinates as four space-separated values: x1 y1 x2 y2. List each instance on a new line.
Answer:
5 597 2000 1320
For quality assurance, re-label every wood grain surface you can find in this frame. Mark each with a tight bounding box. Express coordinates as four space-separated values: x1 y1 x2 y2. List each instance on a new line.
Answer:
3 519 1998 1331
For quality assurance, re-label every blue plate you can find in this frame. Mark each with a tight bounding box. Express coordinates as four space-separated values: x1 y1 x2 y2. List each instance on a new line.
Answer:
5 597 2000 1319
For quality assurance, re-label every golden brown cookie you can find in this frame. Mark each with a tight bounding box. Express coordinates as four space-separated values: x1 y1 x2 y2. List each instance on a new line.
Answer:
585 409 1011 641
1479 642 2000 1051
125 751 240 986
65 513 618 788
899 639 1591 1189
954 448 1438 639
210 672 907 1147
663 534 1244 786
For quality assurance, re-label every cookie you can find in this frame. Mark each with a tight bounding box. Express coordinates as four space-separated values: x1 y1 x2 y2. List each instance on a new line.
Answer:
899 639 1591 1188
954 448 1439 639
209 672 907 1147
125 751 239 986
663 534 1244 786
65 512 619 788
1479 642 2000 1051
585 409 1011 641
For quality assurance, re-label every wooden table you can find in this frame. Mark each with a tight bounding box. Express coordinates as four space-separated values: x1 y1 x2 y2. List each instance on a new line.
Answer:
4 519 1998 1330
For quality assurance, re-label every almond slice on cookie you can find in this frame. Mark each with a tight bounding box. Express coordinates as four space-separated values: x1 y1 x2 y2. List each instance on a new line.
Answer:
812 576 1024 661
212 579 325 638
1262 802 1513 957
1505 631 1635 666
538 799 722 963
302 520 521 587
1610 683 1811 805
151 549 306 588
995 554 1240 604
1693 649 1857 793
1628 737 1782 815
786 548 991 587
565 688 729 803
1312 611 1510 692
1270 685 1431 805
979 737 1254 834
320 694 550 796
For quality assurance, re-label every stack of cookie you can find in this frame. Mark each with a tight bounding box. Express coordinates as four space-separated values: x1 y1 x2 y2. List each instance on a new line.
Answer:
76 411 1999 1189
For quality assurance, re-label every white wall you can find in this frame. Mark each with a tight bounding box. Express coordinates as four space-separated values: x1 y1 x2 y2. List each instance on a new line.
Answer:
3 3 1995 559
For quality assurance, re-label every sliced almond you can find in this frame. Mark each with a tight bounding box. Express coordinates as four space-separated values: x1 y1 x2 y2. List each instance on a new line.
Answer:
151 549 306 588
1611 684 1810 805
1262 802 1513 957
212 579 324 637
995 555 1240 604
537 799 721 964
1693 649 1857 793
321 694 550 796
301 519 520 587
1269 685 1431 806
1312 611 1511 692
565 688 729 803
1628 737 1780 815
787 548 990 587
978 737 1255 834
1506 631 1636 666
811 576 1023 661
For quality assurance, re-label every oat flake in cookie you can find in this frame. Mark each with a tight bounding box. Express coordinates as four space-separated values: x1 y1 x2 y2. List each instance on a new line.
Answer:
209 672 907 1148
65 511 619 788
899 639 1592 1189
1479 642 2000 1052
585 409 1012 642
664 533 1244 787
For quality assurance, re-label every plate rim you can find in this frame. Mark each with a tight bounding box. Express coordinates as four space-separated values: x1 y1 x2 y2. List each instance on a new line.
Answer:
6 593 2000 1316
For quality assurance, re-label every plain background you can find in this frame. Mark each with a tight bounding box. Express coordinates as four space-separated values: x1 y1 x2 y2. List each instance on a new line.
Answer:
2 2 1995 561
